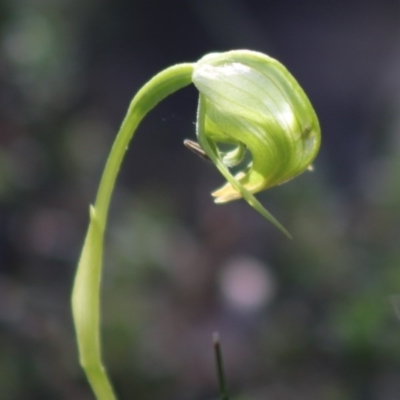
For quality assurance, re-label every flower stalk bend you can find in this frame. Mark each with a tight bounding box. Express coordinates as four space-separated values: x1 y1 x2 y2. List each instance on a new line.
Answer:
72 64 194 400
72 50 320 399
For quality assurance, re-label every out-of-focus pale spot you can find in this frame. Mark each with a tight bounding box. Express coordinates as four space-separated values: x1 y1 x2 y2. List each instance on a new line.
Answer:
390 294 400 321
219 256 276 312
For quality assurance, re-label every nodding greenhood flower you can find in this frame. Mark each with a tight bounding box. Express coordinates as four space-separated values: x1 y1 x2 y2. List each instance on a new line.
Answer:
72 49 320 400
190 50 320 234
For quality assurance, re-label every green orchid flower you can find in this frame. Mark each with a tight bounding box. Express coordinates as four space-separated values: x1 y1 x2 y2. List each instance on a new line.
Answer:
192 50 320 237
72 50 320 400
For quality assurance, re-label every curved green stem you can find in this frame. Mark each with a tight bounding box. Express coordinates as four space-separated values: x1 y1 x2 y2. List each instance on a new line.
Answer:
71 63 194 400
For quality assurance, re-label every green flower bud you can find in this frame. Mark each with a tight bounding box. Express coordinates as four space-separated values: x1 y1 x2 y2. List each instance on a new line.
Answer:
191 50 320 231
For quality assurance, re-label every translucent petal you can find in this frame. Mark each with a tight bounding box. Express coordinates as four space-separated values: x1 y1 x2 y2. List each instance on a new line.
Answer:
192 50 320 201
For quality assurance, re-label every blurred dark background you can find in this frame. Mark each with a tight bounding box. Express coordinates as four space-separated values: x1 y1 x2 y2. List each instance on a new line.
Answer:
1 0 400 399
